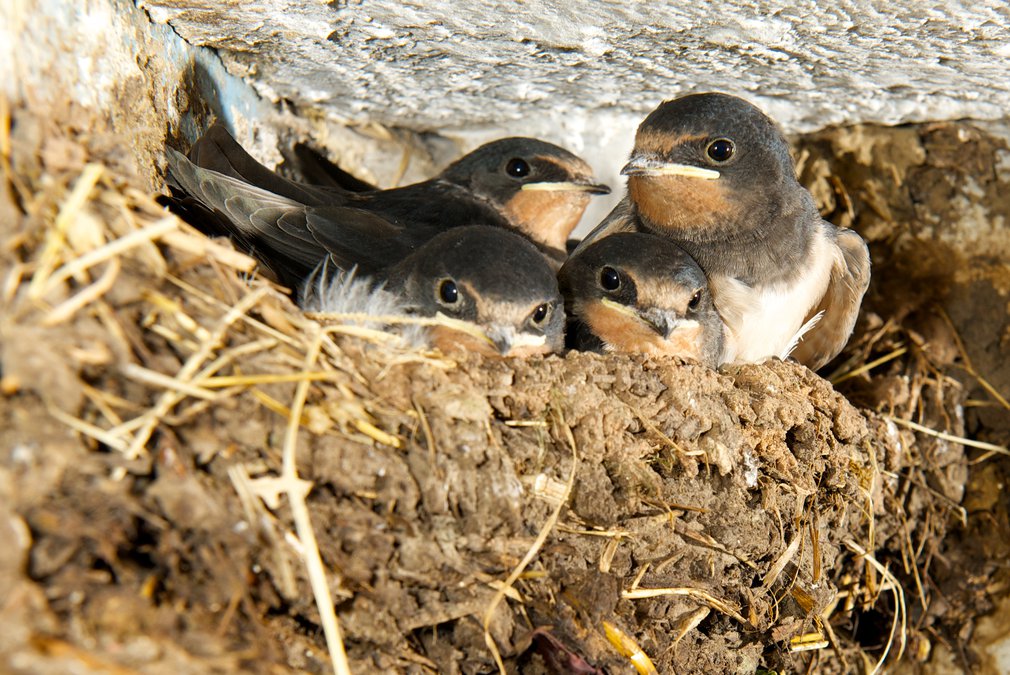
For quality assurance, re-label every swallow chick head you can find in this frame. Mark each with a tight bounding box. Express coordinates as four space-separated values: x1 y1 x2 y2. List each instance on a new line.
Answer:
441 138 610 254
621 93 801 240
559 232 724 367
389 226 566 357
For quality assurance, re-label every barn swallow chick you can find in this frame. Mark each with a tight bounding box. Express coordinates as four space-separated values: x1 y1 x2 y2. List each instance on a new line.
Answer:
167 124 609 278
559 232 724 367
304 226 565 357
579 93 869 370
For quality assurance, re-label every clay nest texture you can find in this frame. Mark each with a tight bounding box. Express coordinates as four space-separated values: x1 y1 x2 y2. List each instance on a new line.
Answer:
3 99 1008 675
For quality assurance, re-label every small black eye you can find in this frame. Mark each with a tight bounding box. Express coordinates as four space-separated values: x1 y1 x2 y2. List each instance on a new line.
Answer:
706 138 735 163
600 266 621 291
532 303 549 324
688 289 702 310
505 158 530 178
438 279 459 304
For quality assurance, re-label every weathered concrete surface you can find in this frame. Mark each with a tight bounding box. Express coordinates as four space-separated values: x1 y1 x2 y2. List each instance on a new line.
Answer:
4 2 1010 673
139 1 1010 134
2 0 447 195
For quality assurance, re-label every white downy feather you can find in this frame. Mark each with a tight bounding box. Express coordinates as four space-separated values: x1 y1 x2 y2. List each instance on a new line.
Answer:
300 262 426 346
714 229 837 365
780 310 824 360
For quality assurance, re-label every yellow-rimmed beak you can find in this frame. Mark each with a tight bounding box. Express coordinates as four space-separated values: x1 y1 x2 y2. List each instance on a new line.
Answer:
521 180 611 195
599 299 697 340
486 324 547 356
639 307 699 340
432 314 547 357
599 297 641 321
620 156 720 180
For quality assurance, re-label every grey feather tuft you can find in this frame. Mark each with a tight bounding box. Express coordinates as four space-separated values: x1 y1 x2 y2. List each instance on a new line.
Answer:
300 261 426 347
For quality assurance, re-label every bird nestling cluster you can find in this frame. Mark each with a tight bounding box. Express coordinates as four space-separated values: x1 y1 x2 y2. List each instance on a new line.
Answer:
165 93 870 371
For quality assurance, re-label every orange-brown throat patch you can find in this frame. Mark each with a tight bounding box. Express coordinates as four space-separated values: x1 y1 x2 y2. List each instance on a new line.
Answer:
579 300 703 361
627 174 737 233
503 190 591 252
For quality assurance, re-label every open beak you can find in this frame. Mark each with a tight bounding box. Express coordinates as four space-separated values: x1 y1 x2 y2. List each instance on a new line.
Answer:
521 180 611 195
620 156 720 180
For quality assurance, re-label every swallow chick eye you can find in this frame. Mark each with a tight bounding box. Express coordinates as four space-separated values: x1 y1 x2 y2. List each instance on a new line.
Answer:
505 158 530 178
688 289 702 310
706 138 735 163
600 266 621 291
437 279 459 304
531 303 550 324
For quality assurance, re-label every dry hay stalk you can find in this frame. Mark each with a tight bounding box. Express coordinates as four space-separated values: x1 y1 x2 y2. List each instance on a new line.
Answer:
762 533 802 590
603 621 658 675
621 587 749 626
481 401 580 674
271 326 351 675
121 286 271 463
845 539 907 674
309 309 496 346
36 216 177 300
885 415 1009 458
789 632 829 653
937 308 1010 412
830 344 909 384
12 152 371 673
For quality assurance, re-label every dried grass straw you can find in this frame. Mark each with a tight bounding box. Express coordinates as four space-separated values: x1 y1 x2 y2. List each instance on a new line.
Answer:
274 325 352 675
845 539 907 674
885 415 1009 458
481 401 580 674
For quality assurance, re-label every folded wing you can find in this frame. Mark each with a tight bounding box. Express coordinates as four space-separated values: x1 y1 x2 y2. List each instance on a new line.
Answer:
790 228 871 370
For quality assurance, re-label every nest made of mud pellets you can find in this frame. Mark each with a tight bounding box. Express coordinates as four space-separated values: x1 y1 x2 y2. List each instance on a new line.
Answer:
3 99 1008 674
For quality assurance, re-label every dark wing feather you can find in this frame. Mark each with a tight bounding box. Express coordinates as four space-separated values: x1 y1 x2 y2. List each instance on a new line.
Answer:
569 196 639 255
242 207 324 270
189 124 348 206
167 148 325 267
305 206 413 274
283 142 378 192
168 149 412 288
791 228 871 371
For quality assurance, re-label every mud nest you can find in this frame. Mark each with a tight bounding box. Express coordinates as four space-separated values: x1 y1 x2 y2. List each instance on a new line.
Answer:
2 100 1009 674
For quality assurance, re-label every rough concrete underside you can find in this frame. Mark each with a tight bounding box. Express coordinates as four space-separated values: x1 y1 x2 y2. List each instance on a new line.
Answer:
140 0 1010 134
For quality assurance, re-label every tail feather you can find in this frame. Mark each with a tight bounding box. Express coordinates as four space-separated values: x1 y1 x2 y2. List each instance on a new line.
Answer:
164 127 416 294
166 148 327 283
190 124 342 205
285 142 377 193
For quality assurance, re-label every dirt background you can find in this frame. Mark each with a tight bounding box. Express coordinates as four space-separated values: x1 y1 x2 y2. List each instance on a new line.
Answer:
4 27 1010 675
